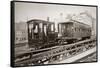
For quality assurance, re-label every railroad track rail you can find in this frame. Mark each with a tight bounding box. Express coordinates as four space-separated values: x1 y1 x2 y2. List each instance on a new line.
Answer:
15 38 96 66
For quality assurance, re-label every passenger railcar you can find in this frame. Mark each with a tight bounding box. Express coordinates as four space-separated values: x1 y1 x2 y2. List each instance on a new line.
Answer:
57 20 91 43
27 19 58 49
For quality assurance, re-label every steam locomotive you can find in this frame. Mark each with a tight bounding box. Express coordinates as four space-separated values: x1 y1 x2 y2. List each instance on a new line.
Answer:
27 19 91 49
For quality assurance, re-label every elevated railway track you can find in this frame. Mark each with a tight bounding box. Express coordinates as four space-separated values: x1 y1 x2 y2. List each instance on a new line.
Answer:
50 47 96 64
14 38 96 66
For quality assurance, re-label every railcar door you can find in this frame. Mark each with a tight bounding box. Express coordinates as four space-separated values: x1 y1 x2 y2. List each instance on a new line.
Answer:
47 23 56 41
28 22 39 45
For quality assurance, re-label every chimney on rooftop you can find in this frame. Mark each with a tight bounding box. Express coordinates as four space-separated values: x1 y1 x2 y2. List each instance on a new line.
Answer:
47 17 50 22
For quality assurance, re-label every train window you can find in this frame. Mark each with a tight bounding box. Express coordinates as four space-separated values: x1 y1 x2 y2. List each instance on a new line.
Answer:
39 23 42 32
44 25 47 36
58 24 62 33
34 25 38 33
51 24 54 31
29 24 33 33
61 25 66 33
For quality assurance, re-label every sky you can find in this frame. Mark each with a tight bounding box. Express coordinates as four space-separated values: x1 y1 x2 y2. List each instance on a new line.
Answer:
15 2 96 23
15 2 97 34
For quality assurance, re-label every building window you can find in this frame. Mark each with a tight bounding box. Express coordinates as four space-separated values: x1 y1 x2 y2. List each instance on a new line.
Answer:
16 37 18 40
24 37 26 40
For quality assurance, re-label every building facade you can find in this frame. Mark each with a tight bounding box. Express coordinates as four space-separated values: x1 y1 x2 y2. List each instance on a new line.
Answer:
15 22 28 45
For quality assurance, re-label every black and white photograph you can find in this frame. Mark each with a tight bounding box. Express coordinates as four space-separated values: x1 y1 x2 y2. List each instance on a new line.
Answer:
11 1 98 67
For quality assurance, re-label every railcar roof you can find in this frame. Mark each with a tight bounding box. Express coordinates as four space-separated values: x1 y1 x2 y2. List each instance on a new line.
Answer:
58 22 73 24
59 20 91 28
72 20 91 27
27 19 54 24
